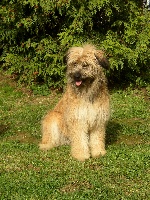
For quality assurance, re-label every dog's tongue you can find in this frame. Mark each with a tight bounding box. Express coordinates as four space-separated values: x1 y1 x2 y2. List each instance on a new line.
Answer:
76 81 82 86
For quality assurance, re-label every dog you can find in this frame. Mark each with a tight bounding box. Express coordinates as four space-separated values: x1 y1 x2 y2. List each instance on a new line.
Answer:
39 44 110 161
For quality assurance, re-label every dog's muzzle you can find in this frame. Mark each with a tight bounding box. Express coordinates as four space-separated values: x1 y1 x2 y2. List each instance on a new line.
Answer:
73 72 82 86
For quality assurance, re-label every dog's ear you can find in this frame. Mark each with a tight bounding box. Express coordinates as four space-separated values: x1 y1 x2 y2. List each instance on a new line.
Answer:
94 50 109 69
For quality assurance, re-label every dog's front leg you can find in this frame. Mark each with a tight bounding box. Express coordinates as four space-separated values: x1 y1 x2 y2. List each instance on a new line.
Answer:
90 128 106 158
69 127 90 161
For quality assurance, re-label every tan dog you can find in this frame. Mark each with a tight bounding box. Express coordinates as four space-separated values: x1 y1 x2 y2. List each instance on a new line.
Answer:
39 44 110 161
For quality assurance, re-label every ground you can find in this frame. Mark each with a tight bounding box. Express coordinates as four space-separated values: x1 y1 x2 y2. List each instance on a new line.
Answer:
0 73 150 200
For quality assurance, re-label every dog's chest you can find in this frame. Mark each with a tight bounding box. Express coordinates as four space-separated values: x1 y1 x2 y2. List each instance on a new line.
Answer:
69 101 103 125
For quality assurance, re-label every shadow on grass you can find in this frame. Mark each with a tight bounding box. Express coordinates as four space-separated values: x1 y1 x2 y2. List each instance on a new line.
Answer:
0 124 39 145
0 124 9 135
106 120 122 146
106 119 147 146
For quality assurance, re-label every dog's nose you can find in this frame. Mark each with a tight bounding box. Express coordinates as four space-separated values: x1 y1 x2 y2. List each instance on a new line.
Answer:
74 72 82 81
74 72 82 80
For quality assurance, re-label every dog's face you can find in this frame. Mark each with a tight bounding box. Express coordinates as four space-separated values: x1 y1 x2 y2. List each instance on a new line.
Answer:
64 45 109 88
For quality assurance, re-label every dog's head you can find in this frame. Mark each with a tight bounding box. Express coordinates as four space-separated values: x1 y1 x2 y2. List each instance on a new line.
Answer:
64 44 109 88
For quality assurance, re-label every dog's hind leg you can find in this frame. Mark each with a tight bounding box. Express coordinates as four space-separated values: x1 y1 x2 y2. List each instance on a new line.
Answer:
39 112 62 151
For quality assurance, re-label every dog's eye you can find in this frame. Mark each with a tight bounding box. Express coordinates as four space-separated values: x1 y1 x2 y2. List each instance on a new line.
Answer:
73 62 77 67
82 64 88 69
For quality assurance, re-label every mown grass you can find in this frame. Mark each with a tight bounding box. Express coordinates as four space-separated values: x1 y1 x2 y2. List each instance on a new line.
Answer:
0 74 150 200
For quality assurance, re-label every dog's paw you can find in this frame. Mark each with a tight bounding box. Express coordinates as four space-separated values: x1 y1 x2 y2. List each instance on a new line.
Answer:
100 150 107 156
71 152 90 162
91 149 106 158
73 155 90 162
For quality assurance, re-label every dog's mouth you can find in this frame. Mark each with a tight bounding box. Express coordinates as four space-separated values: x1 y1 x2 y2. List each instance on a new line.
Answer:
74 78 94 87
73 72 83 87
75 80 82 86
71 72 94 87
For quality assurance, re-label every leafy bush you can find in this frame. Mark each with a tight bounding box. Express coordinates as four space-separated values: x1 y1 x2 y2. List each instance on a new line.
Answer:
1 0 150 88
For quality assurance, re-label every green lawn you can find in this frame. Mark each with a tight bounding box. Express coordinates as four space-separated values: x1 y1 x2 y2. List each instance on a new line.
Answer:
0 74 150 200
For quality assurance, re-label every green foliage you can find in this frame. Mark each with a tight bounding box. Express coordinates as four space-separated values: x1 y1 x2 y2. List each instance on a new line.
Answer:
31 84 51 96
1 0 150 88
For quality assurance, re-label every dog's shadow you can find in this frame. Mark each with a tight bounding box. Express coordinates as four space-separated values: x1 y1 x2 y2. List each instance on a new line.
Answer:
106 120 122 146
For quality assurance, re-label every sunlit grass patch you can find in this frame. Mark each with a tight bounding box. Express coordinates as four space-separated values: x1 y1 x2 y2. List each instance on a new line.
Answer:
0 74 149 199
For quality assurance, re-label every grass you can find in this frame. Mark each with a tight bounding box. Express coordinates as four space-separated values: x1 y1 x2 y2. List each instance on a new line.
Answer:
0 73 150 200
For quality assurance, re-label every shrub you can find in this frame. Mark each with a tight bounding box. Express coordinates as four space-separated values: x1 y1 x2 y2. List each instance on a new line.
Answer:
0 0 150 88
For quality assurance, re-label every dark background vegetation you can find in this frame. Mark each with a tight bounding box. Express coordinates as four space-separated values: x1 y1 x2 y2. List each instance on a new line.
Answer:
1 0 150 90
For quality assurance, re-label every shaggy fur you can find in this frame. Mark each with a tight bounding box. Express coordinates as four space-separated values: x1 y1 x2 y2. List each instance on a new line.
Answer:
39 44 110 161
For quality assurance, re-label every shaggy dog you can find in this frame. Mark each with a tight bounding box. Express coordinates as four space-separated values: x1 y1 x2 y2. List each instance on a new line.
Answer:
39 44 110 161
